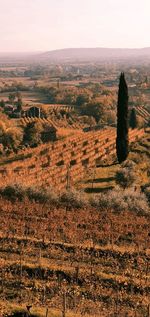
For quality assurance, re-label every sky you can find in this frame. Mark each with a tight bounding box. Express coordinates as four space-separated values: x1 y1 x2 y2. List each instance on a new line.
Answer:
0 0 150 52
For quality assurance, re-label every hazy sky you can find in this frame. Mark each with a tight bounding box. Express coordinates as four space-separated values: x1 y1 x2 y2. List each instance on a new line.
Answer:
0 0 150 52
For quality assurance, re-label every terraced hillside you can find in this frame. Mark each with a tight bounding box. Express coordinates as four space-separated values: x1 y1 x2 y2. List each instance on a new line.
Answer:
0 131 150 316
20 107 84 130
0 128 145 191
79 129 150 193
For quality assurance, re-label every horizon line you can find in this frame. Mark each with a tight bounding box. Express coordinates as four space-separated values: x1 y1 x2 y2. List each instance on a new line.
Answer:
0 46 150 54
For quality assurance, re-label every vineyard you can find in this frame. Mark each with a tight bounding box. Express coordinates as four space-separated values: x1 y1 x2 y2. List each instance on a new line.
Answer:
136 106 150 124
0 190 150 316
19 104 83 130
0 126 149 316
0 128 145 191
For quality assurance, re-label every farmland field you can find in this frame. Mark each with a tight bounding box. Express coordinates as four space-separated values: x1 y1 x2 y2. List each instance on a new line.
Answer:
0 195 150 317
0 133 150 316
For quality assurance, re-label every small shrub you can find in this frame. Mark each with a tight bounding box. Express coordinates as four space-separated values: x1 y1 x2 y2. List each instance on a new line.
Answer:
116 167 137 189
7 310 42 317
89 187 149 215
60 189 88 209
0 184 25 201
26 186 58 204
98 189 128 212
122 188 149 215
0 184 58 205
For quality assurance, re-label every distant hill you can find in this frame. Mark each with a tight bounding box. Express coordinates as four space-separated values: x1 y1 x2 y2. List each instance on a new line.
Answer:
0 47 150 63
39 47 150 62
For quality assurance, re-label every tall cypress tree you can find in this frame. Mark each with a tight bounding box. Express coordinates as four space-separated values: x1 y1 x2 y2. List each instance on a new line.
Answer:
116 72 129 163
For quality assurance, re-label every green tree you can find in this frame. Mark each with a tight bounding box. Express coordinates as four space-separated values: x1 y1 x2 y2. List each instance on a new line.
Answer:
0 99 5 108
76 94 89 107
81 102 104 123
1 127 23 149
8 93 16 104
23 122 43 146
0 112 23 149
16 96 23 112
116 73 129 163
48 87 58 103
129 108 137 129
63 93 75 105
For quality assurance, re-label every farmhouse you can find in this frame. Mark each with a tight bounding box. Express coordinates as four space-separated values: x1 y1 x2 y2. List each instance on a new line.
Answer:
4 104 23 118
26 106 41 118
11 109 22 118
4 104 15 115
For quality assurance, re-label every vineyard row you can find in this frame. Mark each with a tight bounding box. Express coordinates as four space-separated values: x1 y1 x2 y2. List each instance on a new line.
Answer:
0 128 145 190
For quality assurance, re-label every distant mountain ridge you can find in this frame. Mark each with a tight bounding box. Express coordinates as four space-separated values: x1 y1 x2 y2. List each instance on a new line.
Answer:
0 47 149 63
40 47 150 61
